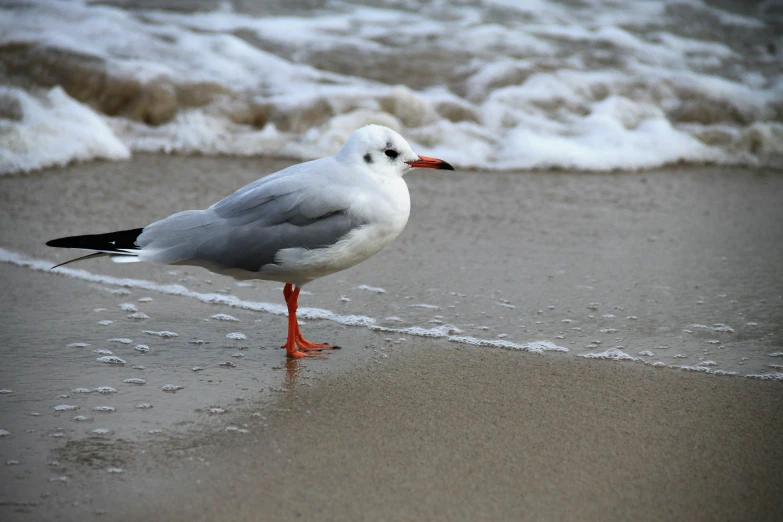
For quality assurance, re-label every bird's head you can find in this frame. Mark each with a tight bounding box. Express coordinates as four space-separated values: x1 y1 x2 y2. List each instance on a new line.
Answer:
336 124 454 177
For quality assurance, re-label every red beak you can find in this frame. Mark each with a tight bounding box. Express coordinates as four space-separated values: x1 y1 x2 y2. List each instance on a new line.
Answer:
406 155 455 170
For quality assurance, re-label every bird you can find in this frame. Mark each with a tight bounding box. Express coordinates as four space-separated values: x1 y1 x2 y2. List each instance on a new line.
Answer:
46 125 454 358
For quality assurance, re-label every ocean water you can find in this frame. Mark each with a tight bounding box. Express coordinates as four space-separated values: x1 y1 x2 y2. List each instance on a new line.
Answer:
1 0 782 174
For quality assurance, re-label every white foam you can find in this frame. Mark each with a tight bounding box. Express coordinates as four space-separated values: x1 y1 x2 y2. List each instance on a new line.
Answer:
1 0 779 173
0 87 130 175
97 355 126 365
746 372 783 381
579 348 640 361
226 332 246 340
143 330 178 338
370 324 462 338
356 285 386 293
448 336 568 354
211 313 239 321
107 338 133 344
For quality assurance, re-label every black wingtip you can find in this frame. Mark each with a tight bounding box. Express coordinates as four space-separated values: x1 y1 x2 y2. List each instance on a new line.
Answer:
45 228 144 252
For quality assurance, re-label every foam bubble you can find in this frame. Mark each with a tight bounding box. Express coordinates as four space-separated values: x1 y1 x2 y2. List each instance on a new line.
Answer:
226 332 247 340
123 378 146 385
211 313 239 321
97 355 127 365
161 384 184 392
94 387 117 394
134 344 150 353
54 404 79 411
143 330 178 337
357 285 386 293
370 324 462 338
0 429 10 437
107 338 133 344
579 348 639 361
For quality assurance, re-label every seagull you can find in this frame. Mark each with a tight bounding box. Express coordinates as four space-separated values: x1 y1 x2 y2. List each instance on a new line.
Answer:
46 125 454 358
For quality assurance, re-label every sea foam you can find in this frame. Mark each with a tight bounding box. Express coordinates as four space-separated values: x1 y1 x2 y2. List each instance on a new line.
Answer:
0 0 780 174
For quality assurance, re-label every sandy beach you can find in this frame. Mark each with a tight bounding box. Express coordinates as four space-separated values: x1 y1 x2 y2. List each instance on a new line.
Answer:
1 155 782 521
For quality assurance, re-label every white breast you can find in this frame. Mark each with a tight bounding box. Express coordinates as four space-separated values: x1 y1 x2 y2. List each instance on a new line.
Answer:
259 176 411 285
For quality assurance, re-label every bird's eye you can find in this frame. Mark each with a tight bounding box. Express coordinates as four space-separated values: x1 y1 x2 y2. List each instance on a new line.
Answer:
384 149 399 159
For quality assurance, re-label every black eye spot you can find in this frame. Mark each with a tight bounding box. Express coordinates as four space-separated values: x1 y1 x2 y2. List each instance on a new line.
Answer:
385 149 399 159
363 153 373 164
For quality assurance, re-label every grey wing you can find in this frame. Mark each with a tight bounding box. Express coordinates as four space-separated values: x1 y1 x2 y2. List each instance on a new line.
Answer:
137 167 366 272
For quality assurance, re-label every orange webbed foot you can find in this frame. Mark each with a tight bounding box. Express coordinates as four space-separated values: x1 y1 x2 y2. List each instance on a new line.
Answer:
296 335 341 352
287 349 324 359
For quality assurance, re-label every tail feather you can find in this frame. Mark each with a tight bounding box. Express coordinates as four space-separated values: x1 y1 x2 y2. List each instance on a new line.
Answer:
46 227 144 268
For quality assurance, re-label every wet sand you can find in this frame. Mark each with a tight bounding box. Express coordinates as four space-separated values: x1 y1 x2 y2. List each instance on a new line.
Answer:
1 155 782 521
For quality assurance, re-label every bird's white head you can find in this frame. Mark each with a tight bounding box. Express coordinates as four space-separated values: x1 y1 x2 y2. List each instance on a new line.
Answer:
335 125 454 178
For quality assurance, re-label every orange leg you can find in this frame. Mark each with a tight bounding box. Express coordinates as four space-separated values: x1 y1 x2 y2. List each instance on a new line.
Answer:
281 284 338 357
